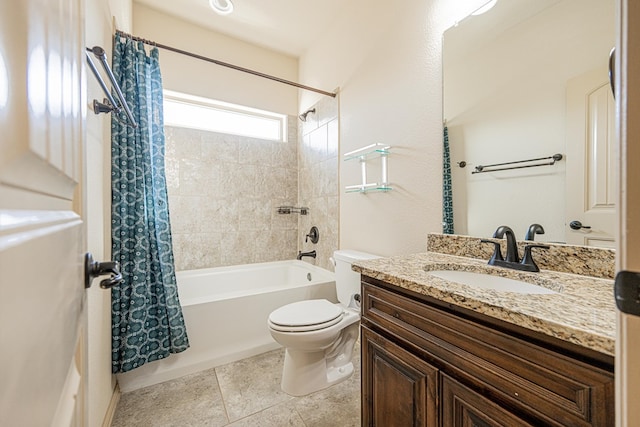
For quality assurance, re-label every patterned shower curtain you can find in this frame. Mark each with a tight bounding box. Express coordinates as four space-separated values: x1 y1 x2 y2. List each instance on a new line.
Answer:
110 37 189 373
442 125 455 234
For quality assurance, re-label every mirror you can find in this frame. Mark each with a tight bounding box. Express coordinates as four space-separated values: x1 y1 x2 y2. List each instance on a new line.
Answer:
443 0 615 247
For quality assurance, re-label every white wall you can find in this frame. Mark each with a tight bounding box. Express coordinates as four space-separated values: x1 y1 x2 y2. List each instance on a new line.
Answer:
85 1 132 426
299 0 487 257
132 3 298 116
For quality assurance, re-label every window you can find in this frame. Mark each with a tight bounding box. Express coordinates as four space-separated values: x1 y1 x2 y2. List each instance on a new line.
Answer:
163 90 288 142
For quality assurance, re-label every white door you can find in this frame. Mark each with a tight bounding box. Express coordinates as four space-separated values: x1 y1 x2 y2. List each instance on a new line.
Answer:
616 1 640 425
0 0 88 425
566 67 616 248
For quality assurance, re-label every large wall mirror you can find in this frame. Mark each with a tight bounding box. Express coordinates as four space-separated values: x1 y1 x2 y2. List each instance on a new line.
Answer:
443 0 615 247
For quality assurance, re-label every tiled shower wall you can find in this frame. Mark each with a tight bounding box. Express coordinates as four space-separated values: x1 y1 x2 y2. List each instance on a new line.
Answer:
165 120 299 271
297 96 339 271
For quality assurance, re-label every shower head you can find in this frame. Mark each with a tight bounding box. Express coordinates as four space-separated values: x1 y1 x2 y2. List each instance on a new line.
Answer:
299 108 316 122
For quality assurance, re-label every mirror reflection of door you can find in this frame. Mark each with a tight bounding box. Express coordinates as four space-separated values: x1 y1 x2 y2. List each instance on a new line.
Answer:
565 67 616 247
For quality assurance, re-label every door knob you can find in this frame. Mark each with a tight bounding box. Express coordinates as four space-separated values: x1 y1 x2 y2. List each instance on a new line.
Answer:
569 220 592 230
84 253 123 289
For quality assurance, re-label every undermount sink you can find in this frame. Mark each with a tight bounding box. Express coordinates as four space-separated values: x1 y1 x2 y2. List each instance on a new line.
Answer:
427 270 557 295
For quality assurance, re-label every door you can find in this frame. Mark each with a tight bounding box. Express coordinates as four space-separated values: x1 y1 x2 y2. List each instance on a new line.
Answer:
566 67 616 247
361 326 439 427
616 1 640 426
0 0 87 425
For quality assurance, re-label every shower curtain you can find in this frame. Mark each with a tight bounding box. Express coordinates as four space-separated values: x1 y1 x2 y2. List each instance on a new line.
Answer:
110 37 189 373
443 125 454 234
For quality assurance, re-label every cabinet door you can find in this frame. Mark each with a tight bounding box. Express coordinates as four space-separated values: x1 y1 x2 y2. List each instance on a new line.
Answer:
442 374 534 427
361 326 439 427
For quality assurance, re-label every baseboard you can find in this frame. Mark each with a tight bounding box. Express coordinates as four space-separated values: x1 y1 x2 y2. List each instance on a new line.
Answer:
101 383 121 427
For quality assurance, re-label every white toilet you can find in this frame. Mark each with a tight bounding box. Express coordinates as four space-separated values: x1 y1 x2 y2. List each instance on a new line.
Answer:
268 249 380 396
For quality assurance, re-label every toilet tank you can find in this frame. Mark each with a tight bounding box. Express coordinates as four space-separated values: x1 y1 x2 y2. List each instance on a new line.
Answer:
333 250 381 305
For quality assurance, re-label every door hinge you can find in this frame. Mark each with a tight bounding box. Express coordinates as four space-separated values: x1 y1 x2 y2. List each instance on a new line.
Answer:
614 270 640 316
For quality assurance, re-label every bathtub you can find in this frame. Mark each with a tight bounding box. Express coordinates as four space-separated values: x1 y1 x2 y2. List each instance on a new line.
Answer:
116 260 337 392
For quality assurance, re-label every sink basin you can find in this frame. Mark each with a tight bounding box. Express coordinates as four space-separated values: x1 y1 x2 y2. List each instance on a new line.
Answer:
428 270 556 295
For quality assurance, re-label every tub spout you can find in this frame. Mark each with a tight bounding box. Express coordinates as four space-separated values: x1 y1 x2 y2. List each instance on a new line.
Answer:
297 250 316 260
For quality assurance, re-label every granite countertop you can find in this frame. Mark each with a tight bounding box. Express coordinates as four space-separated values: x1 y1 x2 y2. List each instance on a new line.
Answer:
353 252 616 357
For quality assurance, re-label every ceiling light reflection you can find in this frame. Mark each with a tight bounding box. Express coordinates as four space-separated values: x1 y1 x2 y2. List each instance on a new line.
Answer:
209 0 234 15
472 0 498 16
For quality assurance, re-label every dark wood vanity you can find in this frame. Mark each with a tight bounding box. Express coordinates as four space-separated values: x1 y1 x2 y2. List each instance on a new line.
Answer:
360 277 614 427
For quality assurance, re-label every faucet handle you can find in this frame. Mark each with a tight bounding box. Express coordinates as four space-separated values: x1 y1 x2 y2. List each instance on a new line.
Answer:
480 239 504 265
305 226 319 244
521 244 550 272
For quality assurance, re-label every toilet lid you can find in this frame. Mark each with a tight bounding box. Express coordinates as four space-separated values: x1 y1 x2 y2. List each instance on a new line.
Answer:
269 299 343 328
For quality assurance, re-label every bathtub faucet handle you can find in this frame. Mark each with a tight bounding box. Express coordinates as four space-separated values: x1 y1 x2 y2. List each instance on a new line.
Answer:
305 226 319 244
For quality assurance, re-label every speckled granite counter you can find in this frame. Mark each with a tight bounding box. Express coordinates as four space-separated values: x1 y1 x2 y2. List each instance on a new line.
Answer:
353 252 616 356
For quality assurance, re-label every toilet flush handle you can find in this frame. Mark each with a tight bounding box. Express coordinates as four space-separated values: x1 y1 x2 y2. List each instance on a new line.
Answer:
348 293 361 309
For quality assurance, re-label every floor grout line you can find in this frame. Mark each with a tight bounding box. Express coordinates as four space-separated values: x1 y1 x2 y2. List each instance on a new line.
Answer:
111 346 361 426
214 366 232 426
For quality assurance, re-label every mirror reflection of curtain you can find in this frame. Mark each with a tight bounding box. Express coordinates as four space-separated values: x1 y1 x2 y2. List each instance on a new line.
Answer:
443 125 454 234
110 37 190 373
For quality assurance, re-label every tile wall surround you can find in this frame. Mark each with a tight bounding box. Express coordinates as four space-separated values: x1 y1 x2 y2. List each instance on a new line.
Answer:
165 97 341 274
297 95 340 271
165 118 299 271
427 233 615 279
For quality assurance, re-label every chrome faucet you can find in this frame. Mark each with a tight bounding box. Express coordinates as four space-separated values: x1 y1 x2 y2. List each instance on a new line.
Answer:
481 225 549 272
297 250 316 260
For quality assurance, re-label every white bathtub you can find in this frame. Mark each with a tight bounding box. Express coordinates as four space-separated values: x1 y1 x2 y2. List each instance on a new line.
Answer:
116 260 337 392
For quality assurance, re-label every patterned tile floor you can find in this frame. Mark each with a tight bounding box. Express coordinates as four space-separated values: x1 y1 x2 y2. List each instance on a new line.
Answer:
111 344 361 427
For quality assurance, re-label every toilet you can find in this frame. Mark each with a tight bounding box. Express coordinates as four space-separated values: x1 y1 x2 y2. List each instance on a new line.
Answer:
268 249 380 396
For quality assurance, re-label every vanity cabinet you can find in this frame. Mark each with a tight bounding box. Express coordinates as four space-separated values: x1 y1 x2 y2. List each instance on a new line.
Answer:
361 326 439 426
361 277 614 427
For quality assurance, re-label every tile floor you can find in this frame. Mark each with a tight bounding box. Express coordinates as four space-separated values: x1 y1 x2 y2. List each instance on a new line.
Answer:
111 344 361 427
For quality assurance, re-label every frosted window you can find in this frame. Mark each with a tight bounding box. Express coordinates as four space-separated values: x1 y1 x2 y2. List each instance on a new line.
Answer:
163 90 287 142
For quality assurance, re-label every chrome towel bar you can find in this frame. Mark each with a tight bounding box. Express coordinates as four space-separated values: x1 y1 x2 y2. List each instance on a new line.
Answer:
85 46 137 128
472 153 563 174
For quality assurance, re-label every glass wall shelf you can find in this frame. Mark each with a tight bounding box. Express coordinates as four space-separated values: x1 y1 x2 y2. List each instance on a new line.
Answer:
343 143 391 161
345 185 392 194
343 143 391 194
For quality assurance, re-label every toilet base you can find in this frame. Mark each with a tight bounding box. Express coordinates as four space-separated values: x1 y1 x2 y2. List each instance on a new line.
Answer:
281 348 355 397
279 322 359 396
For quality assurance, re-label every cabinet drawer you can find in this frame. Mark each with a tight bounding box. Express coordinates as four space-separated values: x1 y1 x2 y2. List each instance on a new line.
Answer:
362 282 614 427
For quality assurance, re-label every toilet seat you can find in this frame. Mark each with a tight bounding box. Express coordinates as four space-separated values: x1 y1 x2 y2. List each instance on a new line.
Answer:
268 299 344 332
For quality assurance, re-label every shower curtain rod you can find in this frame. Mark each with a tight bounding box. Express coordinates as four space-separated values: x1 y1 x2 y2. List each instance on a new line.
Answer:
115 30 337 98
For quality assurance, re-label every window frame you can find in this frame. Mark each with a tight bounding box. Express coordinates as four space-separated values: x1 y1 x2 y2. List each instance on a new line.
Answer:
162 90 288 142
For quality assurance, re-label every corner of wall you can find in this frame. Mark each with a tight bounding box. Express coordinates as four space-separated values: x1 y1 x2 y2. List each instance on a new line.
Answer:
297 96 340 270
109 0 133 33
